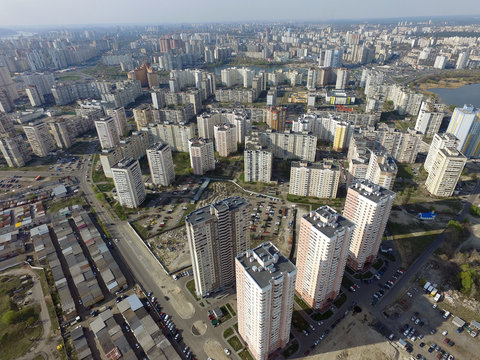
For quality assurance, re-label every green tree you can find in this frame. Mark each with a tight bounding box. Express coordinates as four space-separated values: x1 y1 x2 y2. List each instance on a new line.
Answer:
449 104 457 112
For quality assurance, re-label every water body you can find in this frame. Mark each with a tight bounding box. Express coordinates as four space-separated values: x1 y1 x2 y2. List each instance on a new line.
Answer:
429 83 480 108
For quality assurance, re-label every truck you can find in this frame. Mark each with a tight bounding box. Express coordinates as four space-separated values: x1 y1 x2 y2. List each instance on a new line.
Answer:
443 311 451 319
423 282 431 292
434 293 442 302
452 316 466 328
35 175 42 181
430 288 438 297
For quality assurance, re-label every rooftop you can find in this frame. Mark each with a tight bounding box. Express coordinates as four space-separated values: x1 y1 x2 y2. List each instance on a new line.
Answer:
236 242 296 289
349 179 396 202
303 206 354 238
186 196 248 226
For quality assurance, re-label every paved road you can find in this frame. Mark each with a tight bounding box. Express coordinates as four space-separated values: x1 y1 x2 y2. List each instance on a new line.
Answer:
77 154 231 359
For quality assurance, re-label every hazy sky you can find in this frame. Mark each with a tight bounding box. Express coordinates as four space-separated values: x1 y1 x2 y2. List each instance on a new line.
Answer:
1 0 479 27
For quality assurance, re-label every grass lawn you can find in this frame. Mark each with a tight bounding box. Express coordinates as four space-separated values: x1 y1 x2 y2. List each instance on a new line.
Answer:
380 252 396 262
223 327 234 339
238 349 255 360
96 181 114 192
353 271 373 280
372 258 384 271
226 302 236 316
227 335 243 351
46 195 85 214
291 310 309 331
172 152 192 175
342 275 354 289
68 141 91 155
311 309 333 321
0 276 43 360
333 293 347 308
219 305 232 322
294 294 313 314
112 203 128 221
282 340 299 358
396 164 414 179
233 323 238 332
131 221 149 240
186 280 199 301
286 194 345 210
393 233 438 267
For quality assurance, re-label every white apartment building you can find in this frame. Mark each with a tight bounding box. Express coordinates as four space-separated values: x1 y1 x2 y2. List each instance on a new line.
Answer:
415 101 444 136
106 107 128 137
142 122 196 153
425 133 460 173
111 158 146 208
186 197 250 297
188 138 215 175
244 136 273 183
335 68 349 90
295 206 355 311
446 105 480 158
23 121 56 157
343 180 395 272
289 161 341 198
433 55 448 69
0 135 31 167
214 123 237 157
99 131 150 178
95 117 120 150
26 85 44 107
425 147 467 197
236 242 296 360
146 142 175 186
258 130 317 162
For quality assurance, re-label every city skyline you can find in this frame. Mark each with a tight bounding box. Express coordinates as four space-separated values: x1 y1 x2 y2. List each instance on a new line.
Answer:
0 0 479 27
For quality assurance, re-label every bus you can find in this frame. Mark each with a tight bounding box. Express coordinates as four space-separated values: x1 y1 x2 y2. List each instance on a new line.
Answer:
35 175 42 181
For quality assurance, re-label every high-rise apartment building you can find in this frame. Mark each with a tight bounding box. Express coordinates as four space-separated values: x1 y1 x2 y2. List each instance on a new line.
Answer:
289 161 341 198
49 120 73 149
425 133 460 173
335 68 349 90
26 85 44 107
23 121 56 157
146 142 175 186
365 150 398 190
0 113 14 134
343 180 395 272
244 135 273 183
106 107 128 137
186 197 250 297
133 104 154 130
214 123 237 157
111 158 146 208
295 206 354 311
0 66 18 103
188 138 215 175
306 68 317 90
456 52 469 69
265 107 286 132
446 105 480 158
236 242 296 360
95 117 120 150
0 135 31 167
415 101 444 136
425 147 467 197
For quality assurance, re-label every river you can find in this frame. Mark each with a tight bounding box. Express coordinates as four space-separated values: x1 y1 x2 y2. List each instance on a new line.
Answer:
429 83 480 108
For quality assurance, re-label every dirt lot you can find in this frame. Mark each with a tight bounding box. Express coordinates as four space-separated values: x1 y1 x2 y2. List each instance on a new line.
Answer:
309 312 405 360
204 338 229 360
149 226 191 272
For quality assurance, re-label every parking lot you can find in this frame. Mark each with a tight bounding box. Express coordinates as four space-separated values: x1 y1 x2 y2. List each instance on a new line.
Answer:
384 286 480 360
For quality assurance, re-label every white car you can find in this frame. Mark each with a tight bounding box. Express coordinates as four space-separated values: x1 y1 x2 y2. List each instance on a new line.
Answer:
442 330 448 336
224 348 231 355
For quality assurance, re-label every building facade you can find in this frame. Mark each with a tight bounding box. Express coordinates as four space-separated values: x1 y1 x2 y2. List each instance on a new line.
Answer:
446 105 480 158
236 242 296 360
188 138 215 175
289 161 341 199
111 158 146 208
343 180 395 272
295 206 354 311
23 121 56 157
425 147 467 197
214 123 237 157
146 142 175 186
186 197 250 297
95 117 120 150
